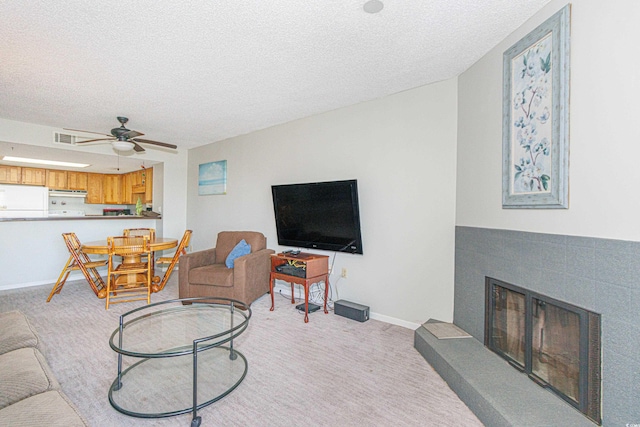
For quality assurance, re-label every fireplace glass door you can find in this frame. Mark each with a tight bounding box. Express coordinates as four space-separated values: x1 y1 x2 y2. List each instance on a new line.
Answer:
489 284 525 367
531 298 580 403
485 277 601 425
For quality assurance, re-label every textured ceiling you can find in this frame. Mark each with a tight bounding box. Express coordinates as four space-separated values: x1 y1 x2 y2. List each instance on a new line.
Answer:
0 0 551 151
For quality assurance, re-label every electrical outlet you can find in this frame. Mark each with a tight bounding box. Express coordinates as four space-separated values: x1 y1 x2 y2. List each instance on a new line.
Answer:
341 267 347 278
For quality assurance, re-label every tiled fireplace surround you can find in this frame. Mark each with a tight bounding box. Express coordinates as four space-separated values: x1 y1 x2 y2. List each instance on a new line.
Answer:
430 226 639 426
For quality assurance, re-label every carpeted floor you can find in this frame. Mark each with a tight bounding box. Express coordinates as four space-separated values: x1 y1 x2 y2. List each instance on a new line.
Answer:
0 276 483 426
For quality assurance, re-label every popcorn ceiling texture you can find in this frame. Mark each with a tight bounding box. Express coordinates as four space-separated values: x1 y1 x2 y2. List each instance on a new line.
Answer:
0 0 550 148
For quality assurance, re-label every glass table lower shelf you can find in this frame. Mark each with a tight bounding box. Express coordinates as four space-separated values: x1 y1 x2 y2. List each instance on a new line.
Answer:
108 297 251 426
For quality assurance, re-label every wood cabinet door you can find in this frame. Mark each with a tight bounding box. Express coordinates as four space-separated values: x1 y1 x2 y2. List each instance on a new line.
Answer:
46 169 67 189
122 172 134 204
20 168 46 186
127 169 151 204
67 172 88 190
0 165 21 184
144 167 153 203
103 174 122 204
86 173 103 204
134 169 144 186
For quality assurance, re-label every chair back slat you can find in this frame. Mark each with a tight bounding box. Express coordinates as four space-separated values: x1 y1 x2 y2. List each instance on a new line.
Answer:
123 228 156 240
154 230 192 292
108 236 151 256
176 230 192 256
47 233 106 302
105 235 152 309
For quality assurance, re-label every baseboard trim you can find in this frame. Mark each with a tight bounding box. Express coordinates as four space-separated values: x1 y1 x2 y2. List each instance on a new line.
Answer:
0 272 91 292
272 283 420 330
370 312 420 330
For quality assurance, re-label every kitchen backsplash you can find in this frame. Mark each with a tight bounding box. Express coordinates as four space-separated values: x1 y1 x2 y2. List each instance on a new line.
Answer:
49 196 146 216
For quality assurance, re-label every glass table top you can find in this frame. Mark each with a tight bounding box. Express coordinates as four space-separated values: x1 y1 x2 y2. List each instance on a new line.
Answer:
110 299 251 357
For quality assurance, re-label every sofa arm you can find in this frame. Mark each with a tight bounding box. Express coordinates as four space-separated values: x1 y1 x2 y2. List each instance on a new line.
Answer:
233 248 276 303
179 248 217 298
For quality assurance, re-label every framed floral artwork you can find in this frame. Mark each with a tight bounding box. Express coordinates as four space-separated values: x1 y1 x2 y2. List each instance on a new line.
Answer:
502 5 570 209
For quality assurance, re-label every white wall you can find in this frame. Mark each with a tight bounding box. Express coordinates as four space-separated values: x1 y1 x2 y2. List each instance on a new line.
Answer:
187 79 458 325
456 0 640 241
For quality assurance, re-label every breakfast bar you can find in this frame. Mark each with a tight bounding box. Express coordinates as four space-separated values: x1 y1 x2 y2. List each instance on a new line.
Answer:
0 216 162 291
0 215 159 222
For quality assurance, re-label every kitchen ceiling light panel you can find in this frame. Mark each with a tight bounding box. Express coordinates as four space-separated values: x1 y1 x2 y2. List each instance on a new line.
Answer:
2 156 90 168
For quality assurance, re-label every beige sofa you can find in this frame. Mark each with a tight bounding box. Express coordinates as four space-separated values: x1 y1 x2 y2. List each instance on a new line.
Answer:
0 310 88 426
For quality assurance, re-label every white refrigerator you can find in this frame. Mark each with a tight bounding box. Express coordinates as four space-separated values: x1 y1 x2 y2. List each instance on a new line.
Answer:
0 184 49 218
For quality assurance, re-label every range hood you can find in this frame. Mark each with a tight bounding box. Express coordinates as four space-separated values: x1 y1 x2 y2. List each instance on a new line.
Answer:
48 189 87 198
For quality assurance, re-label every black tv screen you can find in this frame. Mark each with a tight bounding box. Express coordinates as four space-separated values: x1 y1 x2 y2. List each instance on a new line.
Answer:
271 180 363 254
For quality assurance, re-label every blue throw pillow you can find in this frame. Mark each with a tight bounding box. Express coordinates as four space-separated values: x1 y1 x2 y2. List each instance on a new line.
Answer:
225 239 251 268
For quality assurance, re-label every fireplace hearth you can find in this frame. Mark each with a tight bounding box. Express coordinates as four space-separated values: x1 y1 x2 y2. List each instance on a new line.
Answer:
485 277 601 424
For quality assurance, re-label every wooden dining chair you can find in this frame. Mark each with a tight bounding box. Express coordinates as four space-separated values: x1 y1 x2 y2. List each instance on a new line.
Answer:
153 230 192 292
105 235 153 309
123 228 156 267
47 233 107 302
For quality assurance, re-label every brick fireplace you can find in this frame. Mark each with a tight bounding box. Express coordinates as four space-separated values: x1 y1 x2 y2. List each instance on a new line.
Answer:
448 226 640 426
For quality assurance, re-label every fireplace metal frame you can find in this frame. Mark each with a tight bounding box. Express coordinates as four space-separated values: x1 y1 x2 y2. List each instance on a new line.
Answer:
484 277 601 425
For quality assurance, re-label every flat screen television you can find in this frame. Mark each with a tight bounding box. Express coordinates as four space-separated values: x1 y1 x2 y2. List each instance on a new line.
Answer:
271 179 363 254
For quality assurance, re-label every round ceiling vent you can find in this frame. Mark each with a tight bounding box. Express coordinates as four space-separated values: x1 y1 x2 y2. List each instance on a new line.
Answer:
363 0 384 14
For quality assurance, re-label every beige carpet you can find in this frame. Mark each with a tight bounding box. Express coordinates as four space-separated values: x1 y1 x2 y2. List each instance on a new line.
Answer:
0 277 483 426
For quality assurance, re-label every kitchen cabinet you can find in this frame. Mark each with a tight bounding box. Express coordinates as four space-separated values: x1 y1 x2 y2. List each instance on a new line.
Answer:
103 174 122 204
0 166 153 205
0 165 21 184
123 168 153 204
132 169 147 203
122 172 134 204
144 167 153 203
46 170 67 189
21 168 46 186
86 173 103 204
67 172 88 190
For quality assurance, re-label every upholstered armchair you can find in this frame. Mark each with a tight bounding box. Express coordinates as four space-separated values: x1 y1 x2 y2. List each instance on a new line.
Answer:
178 231 275 306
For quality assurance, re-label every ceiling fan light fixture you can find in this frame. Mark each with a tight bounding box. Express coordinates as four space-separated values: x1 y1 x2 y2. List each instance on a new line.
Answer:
112 140 135 151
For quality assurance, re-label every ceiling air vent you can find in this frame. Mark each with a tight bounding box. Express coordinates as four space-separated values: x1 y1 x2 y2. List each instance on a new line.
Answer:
53 132 78 146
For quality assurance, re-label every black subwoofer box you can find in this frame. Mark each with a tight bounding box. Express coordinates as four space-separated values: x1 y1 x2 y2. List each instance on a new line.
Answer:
334 300 369 322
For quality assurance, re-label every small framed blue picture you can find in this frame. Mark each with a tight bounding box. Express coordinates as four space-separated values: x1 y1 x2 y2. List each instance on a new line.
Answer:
198 160 227 195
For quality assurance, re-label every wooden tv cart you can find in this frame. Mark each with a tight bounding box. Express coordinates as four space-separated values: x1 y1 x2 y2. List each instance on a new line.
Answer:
269 252 329 323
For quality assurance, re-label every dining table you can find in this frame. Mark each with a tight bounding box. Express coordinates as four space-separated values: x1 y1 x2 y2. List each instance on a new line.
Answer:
82 237 178 298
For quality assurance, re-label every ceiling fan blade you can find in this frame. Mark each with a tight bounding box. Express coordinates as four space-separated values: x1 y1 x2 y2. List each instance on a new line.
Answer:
63 128 111 137
122 129 144 139
76 137 114 144
132 142 145 152
131 138 177 149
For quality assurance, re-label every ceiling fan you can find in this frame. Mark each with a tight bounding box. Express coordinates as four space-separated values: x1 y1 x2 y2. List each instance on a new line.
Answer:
65 116 177 153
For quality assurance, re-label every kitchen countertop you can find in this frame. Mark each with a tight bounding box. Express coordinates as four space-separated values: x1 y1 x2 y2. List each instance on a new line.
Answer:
0 215 161 222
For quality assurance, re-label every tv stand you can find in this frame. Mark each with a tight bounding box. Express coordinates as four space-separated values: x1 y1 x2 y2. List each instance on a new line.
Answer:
270 252 329 323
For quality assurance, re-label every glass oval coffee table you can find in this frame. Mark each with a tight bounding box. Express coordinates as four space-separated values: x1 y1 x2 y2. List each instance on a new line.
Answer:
108 297 251 427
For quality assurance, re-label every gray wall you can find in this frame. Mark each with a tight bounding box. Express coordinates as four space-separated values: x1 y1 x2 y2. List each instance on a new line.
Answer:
454 226 640 426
